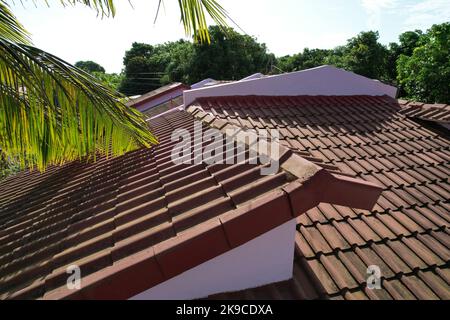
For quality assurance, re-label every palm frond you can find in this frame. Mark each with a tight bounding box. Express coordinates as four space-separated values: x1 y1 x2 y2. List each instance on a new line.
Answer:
0 0 31 44
0 0 116 44
58 0 116 17
175 0 229 43
0 0 230 172
19 0 116 17
0 37 157 171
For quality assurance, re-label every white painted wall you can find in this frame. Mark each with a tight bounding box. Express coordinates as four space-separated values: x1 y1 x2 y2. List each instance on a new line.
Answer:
136 88 185 112
130 219 297 300
184 65 398 106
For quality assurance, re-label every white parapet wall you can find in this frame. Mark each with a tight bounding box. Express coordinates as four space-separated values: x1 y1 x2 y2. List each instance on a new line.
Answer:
184 65 398 106
130 219 297 300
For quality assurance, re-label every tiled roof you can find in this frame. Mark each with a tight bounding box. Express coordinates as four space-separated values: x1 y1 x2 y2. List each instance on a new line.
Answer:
0 105 381 299
188 95 450 300
142 96 184 118
126 83 188 108
398 99 450 124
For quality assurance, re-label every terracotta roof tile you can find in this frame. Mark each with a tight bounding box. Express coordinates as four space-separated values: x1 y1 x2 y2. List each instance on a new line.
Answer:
1 99 382 300
2 93 448 300
191 95 450 300
220 189 292 248
398 100 450 124
126 83 188 108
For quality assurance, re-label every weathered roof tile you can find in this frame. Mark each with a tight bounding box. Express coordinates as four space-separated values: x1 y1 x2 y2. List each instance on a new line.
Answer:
192 95 449 300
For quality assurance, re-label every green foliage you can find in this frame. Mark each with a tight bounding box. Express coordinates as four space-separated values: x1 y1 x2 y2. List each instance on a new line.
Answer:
399 30 424 56
162 40 195 84
0 39 157 171
276 32 390 80
385 42 401 84
74 60 123 90
187 26 274 83
117 23 447 104
75 60 106 73
275 30 428 84
0 0 230 174
118 27 273 95
277 49 331 73
171 0 229 44
276 31 392 80
323 46 346 69
92 71 124 91
0 151 19 180
340 31 389 80
0 0 31 44
384 30 425 85
397 23 450 104
0 1 159 172
274 24 448 103
116 23 450 104
118 42 178 95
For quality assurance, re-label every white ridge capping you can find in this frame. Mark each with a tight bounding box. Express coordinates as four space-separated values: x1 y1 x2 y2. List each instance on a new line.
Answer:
183 65 398 106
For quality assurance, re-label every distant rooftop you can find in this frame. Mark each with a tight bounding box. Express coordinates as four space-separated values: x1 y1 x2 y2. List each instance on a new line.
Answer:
125 83 189 108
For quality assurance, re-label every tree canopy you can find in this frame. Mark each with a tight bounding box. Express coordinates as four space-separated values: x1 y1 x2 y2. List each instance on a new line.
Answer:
188 26 275 83
75 60 106 73
118 41 193 95
277 48 330 72
118 27 274 95
340 31 389 80
75 60 123 91
397 23 450 104
275 24 449 103
117 23 449 104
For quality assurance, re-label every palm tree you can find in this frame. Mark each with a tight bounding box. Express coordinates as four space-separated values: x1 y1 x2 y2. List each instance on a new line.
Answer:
0 0 228 171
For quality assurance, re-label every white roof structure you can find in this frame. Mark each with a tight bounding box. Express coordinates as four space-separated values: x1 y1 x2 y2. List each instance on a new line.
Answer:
184 65 398 106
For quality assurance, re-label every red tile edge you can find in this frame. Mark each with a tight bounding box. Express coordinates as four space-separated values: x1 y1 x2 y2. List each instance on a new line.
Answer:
129 83 190 108
41 170 381 300
42 190 296 299
220 189 292 248
43 248 164 300
323 174 383 211
282 178 322 217
282 169 383 218
154 219 231 279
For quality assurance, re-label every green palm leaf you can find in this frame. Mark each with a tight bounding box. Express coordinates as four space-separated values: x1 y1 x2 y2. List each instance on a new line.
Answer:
0 37 158 171
57 0 116 17
162 0 229 43
0 0 228 171
0 1 31 44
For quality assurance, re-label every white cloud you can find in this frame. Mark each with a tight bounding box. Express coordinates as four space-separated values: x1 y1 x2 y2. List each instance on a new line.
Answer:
360 0 398 29
403 0 450 30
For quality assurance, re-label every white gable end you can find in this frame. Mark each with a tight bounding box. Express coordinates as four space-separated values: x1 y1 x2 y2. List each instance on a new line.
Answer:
130 219 297 300
184 65 398 106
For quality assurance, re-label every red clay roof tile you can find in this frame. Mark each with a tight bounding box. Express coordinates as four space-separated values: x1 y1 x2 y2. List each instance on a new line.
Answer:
220 189 292 248
0 99 382 300
190 95 449 300
2 94 448 300
398 100 450 124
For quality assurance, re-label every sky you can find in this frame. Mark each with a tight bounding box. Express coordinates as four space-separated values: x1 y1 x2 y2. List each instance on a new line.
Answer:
10 0 450 73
